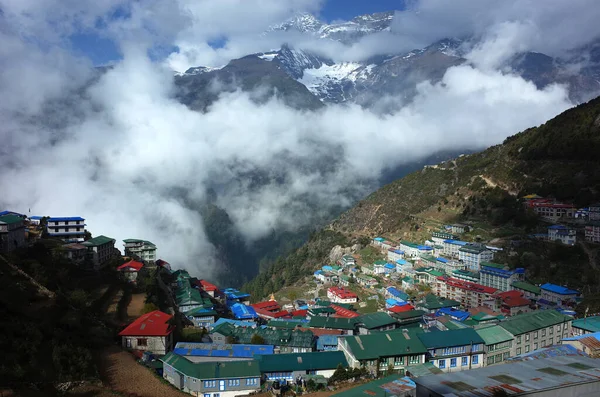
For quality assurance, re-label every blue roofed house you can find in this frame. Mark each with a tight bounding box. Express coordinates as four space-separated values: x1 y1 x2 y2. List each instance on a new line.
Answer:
385 287 409 302
418 328 485 372
231 303 259 320
384 262 396 273
387 248 405 263
224 288 251 306
442 239 468 258
435 307 470 322
316 334 340 351
173 342 274 362
547 225 577 245
433 256 464 274
46 216 86 242
540 283 581 307
185 307 218 328
479 262 525 291
395 258 413 274
458 244 494 271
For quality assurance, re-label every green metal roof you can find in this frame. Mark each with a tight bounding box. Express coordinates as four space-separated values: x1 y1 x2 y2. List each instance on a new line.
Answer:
418 328 484 349
459 245 488 254
357 312 398 329
425 269 445 277
404 362 443 377
475 325 514 346
332 374 416 397
161 352 260 379
308 316 357 330
391 309 426 320
0 215 23 224
420 254 437 263
309 307 336 315
184 307 217 317
83 235 115 246
572 316 600 333
342 330 427 360
480 262 508 269
512 281 541 295
374 260 387 265
123 239 156 247
255 351 348 372
400 241 419 248
420 294 460 310
339 275 350 281
499 310 572 336
267 320 302 329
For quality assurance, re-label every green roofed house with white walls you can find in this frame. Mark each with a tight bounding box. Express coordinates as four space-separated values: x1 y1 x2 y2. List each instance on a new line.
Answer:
123 239 157 262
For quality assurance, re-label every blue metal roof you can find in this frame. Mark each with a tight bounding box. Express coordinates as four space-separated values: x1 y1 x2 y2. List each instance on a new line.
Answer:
540 283 580 295
29 215 43 220
436 257 448 263
562 331 600 342
436 307 470 322
384 263 396 269
396 259 409 265
174 342 274 357
0 210 25 217
386 287 409 300
47 216 85 222
314 270 323 275
391 249 405 254
548 224 568 230
224 288 251 300
231 303 258 320
417 245 432 250
443 239 468 246
374 237 384 241
316 334 339 350
322 265 333 271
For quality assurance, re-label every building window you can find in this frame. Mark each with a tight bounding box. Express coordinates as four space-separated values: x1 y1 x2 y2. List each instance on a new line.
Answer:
438 360 446 369
534 343 538 350
517 348 521 355
204 381 216 388
542 329 546 337
487 356 494 365
534 331 538 339
472 355 479 365
461 357 468 366
516 336 521 344
525 334 530 342
137 338 147 346
525 346 530 353
557 325 561 332
549 327 553 335
126 339 131 348
549 338 553 345
450 358 457 368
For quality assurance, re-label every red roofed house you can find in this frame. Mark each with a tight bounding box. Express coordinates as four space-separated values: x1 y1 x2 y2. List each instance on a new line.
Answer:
387 304 415 314
327 287 358 304
196 279 219 297
117 259 144 282
251 300 281 313
495 290 533 316
331 304 360 318
434 276 498 309
119 310 174 355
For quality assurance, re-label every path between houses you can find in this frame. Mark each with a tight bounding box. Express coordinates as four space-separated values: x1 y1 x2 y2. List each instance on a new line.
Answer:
97 346 186 397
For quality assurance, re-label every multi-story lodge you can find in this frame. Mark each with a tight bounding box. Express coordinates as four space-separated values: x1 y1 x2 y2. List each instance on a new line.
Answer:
418 328 485 372
82 235 118 269
0 214 26 253
46 216 86 242
540 283 580 307
585 222 600 243
458 244 494 271
434 277 497 309
547 225 577 245
327 287 358 304
498 310 573 356
475 325 515 366
479 262 524 291
431 231 458 245
442 239 468 258
123 239 157 262
526 199 577 222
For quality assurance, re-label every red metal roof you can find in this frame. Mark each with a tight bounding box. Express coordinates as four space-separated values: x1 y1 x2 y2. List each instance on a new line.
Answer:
331 304 360 318
254 307 290 319
497 290 532 308
328 286 358 300
198 279 218 292
388 304 415 313
438 277 498 295
118 310 173 336
251 300 281 312
300 327 344 336
291 309 307 317
117 259 144 272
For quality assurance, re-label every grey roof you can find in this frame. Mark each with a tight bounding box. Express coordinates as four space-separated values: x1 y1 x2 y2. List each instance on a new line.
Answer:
413 355 600 396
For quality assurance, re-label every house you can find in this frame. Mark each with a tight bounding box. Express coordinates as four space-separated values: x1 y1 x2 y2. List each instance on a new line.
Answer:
388 304 415 315
46 216 86 242
340 255 356 267
495 290 532 316
512 281 542 301
432 256 464 275
418 328 485 372
123 239 157 262
413 355 600 397
451 269 480 283
231 303 259 321
161 353 261 396
61 242 87 264
195 279 219 297
385 287 409 302
433 277 497 309
338 274 351 287
417 294 460 314
117 259 145 282
547 225 577 245
315 333 342 351
431 231 458 245
356 274 377 287
441 239 468 258
418 254 437 268
0 215 26 253
314 270 330 283
474 325 514 366
387 248 405 263
590 203 600 221
327 287 358 304
434 307 470 322
119 310 174 355
332 375 416 397
384 262 396 273
356 312 398 334
185 307 218 328
540 283 580 307
338 329 427 375
499 310 573 356
399 241 422 258
528 200 577 222
401 276 415 290
177 283 214 313
561 332 600 358
255 351 348 381
448 224 468 234
372 237 397 251
373 260 388 275
82 235 118 269
396 258 413 273
458 244 494 271
173 342 273 362
585 222 600 243
308 317 357 335
414 268 445 285
212 326 315 353
390 309 425 328
28 215 43 225
251 300 281 313
479 262 525 291
223 288 251 306
572 316 600 336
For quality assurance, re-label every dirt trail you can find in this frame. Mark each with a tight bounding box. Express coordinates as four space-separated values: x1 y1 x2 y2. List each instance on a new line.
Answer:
128 293 146 319
97 346 186 397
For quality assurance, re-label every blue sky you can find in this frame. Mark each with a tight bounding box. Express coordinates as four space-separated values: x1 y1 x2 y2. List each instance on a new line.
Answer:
68 0 405 66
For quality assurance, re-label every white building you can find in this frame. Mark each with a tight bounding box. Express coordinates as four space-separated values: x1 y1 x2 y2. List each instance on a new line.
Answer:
547 225 576 245
431 231 458 246
123 239 157 262
46 216 86 242
387 248 405 263
327 287 358 304
442 239 469 258
479 262 525 292
119 310 174 355
540 283 580 306
458 244 494 271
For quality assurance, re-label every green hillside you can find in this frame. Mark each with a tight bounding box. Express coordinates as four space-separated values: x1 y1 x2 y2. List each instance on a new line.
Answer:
243 96 600 311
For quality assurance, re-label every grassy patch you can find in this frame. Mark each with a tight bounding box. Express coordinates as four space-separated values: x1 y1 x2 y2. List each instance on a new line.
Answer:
358 246 384 264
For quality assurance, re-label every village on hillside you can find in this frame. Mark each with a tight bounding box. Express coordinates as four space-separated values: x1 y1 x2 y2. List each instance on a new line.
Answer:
2 199 600 397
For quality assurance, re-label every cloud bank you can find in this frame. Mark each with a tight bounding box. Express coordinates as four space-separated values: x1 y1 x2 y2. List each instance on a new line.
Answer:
0 0 588 279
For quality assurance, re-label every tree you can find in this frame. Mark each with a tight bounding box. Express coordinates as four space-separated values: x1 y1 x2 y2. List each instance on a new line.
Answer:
387 363 395 374
141 302 159 314
226 335 238 344
250 334 266 345
306 379 316 392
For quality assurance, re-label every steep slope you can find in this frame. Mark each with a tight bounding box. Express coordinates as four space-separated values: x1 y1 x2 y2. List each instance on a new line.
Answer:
244 96 600 304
